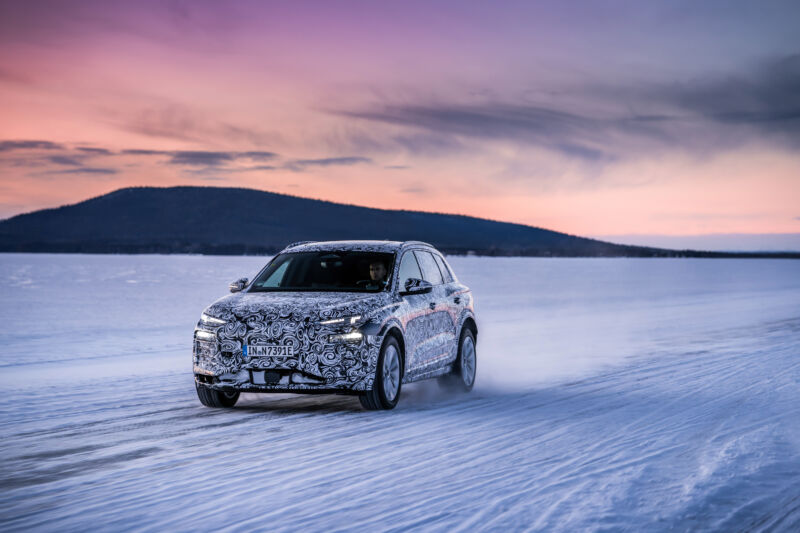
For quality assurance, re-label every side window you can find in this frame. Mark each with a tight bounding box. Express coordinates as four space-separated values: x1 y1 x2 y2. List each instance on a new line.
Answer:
414 251 443 285
433 253 454 283
397 251 423 290
256 255 291 288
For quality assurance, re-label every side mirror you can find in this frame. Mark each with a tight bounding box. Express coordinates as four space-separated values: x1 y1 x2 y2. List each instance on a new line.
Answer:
400 277 432 296
229 277 249 293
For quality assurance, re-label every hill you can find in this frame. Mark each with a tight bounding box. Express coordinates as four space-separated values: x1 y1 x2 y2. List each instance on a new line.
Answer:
0 186 795 257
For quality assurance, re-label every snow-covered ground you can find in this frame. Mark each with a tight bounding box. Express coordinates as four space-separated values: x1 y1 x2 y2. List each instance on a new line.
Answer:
1 254 799 531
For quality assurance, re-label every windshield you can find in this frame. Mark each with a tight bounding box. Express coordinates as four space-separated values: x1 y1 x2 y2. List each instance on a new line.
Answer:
249 251 396 292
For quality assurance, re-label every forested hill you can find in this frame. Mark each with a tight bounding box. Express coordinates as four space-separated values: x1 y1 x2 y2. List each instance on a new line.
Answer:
0 186 795 257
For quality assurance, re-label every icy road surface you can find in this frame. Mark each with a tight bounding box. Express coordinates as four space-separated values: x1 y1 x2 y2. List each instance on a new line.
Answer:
1 254 799 531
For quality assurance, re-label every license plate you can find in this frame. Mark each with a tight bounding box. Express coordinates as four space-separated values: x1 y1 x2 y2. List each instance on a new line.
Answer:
244 345 294 358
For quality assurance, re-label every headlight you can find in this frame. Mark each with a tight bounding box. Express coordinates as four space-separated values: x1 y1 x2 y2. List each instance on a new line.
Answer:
320 315 362 326
328 331 364 343
201 312 226 326
195 329 217 341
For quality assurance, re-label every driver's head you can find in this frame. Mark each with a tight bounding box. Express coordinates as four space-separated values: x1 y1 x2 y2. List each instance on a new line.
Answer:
369 261 387 281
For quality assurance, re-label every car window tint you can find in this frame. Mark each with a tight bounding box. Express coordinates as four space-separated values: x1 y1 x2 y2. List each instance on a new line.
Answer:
397 251 423 290
414 251 443 285
258 257 290 287
251 251 394 292
433 253 454 283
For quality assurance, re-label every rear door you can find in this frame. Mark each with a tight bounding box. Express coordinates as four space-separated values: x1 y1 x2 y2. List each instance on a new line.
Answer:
433 252 462 364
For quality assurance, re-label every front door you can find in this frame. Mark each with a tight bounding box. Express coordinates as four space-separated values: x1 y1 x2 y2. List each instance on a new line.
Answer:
396 251 434 372
412 250 457 369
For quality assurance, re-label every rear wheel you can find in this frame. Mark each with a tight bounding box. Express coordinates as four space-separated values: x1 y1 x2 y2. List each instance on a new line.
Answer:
439 328 476 392
196 383 240 408
360 336 402 410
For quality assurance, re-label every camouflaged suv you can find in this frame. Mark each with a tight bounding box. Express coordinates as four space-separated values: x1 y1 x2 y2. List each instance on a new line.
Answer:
193 240 477 410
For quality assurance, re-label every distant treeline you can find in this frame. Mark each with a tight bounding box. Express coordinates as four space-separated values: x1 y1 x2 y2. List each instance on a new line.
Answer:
2 241 798 259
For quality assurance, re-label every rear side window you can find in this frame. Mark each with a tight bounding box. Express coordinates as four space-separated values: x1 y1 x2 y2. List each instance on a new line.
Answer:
433 253 454 283
414 251 443 285
397 251 423 290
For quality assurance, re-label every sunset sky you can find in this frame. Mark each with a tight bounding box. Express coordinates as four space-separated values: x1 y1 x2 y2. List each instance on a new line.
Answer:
1 0 799 247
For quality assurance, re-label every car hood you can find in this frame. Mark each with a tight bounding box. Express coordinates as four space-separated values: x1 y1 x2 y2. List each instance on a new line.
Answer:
204 290 394 323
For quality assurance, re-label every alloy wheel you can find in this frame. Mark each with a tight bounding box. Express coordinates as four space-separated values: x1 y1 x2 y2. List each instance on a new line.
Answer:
382 344 401 401
460 335 476 387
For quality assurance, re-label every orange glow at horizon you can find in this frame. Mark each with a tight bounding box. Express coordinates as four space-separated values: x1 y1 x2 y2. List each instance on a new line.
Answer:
2 145 798 237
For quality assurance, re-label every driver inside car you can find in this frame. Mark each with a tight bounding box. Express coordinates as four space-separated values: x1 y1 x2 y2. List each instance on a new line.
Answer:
365 260 387 290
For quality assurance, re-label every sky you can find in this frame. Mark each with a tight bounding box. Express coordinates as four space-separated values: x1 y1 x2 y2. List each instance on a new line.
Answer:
1 0 799 247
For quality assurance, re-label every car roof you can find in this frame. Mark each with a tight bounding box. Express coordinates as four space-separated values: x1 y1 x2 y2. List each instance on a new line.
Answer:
281 240 436 253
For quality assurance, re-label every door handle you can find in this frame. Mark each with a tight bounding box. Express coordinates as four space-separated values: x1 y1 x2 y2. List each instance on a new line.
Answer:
453 297 461 305
429 302 436 310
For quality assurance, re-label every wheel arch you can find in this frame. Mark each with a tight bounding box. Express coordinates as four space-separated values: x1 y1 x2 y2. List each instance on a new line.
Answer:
382 326 406 377
460 315 478 341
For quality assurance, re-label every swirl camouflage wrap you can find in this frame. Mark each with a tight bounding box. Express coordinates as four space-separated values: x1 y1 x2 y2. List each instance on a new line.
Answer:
193 240 477 397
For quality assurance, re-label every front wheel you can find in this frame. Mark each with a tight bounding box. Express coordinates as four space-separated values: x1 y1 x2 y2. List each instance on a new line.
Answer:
360 336 403 410
439 328 477 392
196 383 240 408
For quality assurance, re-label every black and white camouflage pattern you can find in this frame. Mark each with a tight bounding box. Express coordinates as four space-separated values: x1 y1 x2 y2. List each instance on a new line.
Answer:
282 240 405 253
194 291 391 390
193 240 476 393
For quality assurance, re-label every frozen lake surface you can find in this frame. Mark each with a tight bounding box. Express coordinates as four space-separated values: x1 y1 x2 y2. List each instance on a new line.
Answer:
1 254 799 531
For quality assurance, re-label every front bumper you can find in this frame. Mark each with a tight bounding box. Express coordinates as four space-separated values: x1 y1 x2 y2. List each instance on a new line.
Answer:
192 332 382 391
195 370 363 395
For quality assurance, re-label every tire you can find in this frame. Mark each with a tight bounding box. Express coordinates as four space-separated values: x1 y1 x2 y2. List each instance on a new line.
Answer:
196 382 240 408
359 335 403 410
439 328 477 392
